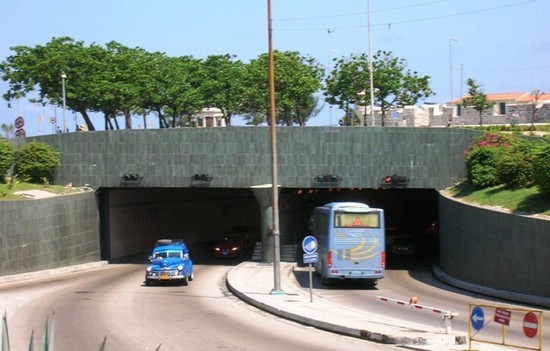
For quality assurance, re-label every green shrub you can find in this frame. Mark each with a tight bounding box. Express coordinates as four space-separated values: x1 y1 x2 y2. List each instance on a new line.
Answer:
497 152 532 188
532 142 550 196
496 140 535 189
465 146 502 188
14 141 61 183
0 139 15 182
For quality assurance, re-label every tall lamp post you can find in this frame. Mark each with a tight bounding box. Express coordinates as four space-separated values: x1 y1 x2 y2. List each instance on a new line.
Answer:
448 38 458 123
61 73 67 133
368 0 375 126
267 0 283 295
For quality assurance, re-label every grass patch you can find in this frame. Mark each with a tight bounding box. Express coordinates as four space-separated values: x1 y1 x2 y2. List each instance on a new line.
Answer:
0 181 83 200
448 182 550 217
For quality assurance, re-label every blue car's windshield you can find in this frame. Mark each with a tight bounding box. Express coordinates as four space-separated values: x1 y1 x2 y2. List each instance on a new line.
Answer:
154 250 182 259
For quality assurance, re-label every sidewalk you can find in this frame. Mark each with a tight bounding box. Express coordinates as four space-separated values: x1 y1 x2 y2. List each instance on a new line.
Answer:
226 261 511 351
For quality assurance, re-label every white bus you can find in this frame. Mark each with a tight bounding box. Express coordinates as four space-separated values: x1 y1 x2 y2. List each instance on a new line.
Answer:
311 202 385 285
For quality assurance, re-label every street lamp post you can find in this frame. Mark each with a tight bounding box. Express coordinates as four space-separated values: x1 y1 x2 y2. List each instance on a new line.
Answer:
368 0 375 126
267 0 283 295
449 38 458 123
61 73 67 133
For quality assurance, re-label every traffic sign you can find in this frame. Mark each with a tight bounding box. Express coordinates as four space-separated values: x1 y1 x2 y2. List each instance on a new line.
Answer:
523 312 538 338
302 236 318 254
471 306 484 331
15 116 24 129
494 308 511 326
303 252 318 264
15 129 26 138
50 116 56 124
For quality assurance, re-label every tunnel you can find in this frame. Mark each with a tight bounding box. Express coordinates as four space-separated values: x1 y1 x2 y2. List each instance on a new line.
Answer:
97 186 439 266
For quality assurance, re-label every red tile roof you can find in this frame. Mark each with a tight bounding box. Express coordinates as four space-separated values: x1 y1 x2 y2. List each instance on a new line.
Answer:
455 92 550 104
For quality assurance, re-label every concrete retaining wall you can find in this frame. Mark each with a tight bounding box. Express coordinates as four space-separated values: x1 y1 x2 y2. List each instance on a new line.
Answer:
439 192 550 298
0 191 100 276
24 127 477 190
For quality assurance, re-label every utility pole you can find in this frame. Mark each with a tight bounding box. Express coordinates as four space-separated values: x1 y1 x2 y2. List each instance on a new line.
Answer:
267 0 283 295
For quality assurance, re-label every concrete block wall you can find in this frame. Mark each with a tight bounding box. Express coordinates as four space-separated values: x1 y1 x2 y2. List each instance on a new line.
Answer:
27 127 478 191
0 192 100 276
439 192 550 298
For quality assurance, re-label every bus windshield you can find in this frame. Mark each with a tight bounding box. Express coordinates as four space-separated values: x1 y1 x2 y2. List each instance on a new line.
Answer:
334 212 380 228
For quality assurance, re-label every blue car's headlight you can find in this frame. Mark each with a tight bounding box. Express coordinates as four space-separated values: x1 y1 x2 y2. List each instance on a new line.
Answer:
177 265 183 271
146 266 152 272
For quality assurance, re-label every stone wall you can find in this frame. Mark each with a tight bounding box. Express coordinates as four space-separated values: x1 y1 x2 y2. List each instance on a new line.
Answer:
24 127 478 191
0 191 100 276
439 192 550 299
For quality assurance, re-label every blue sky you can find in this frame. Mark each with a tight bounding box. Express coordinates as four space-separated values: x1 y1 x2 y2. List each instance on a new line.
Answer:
1 0 548 136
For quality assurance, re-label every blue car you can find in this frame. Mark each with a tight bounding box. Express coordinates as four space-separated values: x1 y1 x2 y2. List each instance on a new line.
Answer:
145 241 194 286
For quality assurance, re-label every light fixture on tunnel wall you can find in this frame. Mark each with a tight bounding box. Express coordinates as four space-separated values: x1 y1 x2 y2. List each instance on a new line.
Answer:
380 174 409 189
191 173 212 186
120 173 143 187
312 174 341 187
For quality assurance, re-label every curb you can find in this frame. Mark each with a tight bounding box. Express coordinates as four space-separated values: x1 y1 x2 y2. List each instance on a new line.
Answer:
226 263 433 345
0 261 109 285
433 266 550 308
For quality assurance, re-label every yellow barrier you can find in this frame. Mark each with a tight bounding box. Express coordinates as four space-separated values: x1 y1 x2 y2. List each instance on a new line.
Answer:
468 304 543 351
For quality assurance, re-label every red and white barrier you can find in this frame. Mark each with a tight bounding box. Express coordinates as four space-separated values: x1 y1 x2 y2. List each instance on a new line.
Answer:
377 295 459 334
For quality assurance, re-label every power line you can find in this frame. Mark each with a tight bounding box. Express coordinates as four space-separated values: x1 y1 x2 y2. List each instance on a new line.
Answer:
275 0 449 21
275 0 539 32
467 64 550 73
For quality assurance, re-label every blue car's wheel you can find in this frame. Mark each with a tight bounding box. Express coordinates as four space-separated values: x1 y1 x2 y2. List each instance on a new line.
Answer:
181 276 189 286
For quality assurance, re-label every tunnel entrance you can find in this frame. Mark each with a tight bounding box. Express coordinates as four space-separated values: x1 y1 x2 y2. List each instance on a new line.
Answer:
97 187 439 265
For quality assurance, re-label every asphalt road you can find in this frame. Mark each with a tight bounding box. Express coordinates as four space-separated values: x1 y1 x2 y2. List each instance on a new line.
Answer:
0 263 396 351
293 256 550 349
1 258 547 351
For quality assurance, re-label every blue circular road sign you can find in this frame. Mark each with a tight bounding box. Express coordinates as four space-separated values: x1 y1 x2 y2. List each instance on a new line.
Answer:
302 236 318 254
471 306 485 331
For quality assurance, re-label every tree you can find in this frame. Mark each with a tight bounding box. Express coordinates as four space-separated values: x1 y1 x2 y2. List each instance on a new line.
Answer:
0 139 15 182
461 78 495 126
0 37 104 131
532 142 550 197
242 51 323 126
1 123 15 139
201 54 246 126
14 141 61 183
324 51 433 126
529 89 544 132
324 54 368 126
163 56 205 128
91 41 150 130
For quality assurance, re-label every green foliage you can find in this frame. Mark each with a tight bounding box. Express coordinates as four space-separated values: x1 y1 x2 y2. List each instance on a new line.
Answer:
0 140 15 182
14 141 61 183
242 50 324 126
201 54 246 126
464 132 548 192
461 78 495 126
496 139 535 189
532 142 550 197
465 144 502 188
324 50 433 126
497 152 532 188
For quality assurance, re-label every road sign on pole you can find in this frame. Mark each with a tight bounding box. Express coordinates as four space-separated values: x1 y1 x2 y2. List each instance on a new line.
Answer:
303 252 318 264
523 312 539 338
494 307 511 326
302 235 318 303
471 306 484 331
302 236 318 254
